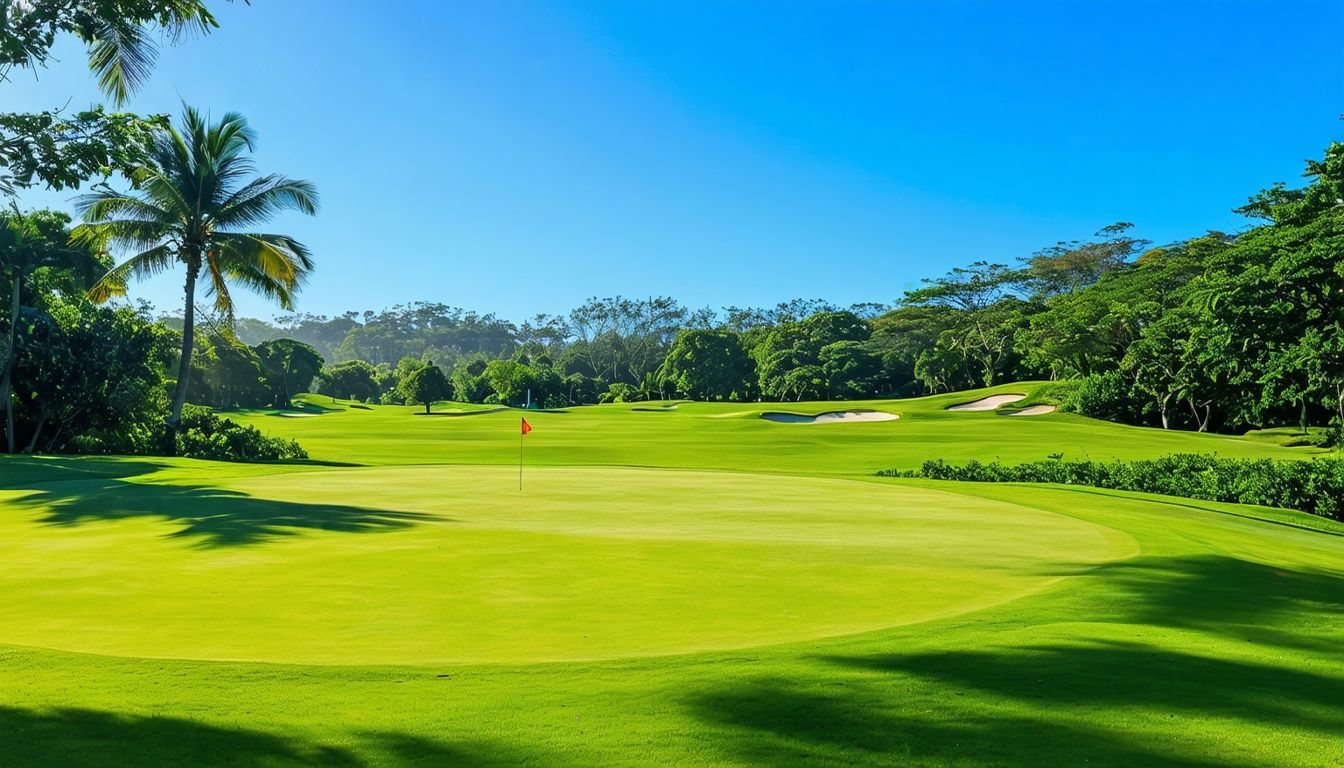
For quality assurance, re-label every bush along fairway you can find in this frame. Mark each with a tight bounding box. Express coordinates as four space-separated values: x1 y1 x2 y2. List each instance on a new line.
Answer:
1 386 1342 767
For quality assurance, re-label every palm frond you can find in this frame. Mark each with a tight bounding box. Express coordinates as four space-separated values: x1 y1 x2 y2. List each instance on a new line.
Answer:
72 218 175 255
202 250 237 324
75 191 174 226
87 17 155 105
87 245 176 303
214 175 320 228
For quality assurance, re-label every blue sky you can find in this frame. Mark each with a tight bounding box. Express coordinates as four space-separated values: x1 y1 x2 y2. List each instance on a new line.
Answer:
9 0 1344 321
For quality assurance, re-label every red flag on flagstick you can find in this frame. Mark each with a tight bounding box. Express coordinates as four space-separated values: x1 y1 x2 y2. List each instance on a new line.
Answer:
518 417 531 490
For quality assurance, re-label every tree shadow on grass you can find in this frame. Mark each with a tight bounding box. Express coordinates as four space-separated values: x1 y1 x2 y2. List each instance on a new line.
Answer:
689 676 1240 768
688 555 1344 766
0 706 546 767
1052 554 1344 655
14 478 440 547
0 455 165 487
827 641 1344 733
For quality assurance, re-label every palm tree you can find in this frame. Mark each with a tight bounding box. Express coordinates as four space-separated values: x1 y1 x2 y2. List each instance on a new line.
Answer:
76 106 318 452
0 209 99 453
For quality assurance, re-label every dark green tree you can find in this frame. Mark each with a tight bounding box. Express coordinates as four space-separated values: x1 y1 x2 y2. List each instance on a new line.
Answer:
254 338 323 407
314 360 380 402
0 208 101 452
656 330 754 401
399 363 450 414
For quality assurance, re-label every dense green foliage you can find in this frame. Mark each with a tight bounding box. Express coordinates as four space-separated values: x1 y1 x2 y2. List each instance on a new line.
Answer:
888 454 1344 520
175 404 307 461
254 339 323 406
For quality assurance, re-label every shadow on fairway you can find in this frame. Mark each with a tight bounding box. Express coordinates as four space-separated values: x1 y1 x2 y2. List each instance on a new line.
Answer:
689 676 1240 768
690 642 1344 766
16 478 440 547
0 706 544 767
687 555 1344 766
0 456 165 486
1051 554 1344 655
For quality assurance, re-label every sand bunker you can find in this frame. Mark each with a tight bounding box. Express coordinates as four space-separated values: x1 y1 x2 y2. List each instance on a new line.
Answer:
761 410 899 424
1006 405 1057 416
947 394 1026 411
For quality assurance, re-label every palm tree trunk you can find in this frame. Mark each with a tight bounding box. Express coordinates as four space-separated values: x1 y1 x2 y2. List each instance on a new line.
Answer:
165 262 200 454
1 273 21 454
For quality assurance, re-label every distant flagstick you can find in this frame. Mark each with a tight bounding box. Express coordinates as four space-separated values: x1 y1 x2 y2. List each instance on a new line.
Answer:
519 389 533 490
519 420 533 491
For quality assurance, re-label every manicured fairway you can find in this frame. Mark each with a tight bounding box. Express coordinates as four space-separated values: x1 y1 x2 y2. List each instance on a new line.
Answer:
221 383 1324 473
1 387 1341 767
0 465 1124 664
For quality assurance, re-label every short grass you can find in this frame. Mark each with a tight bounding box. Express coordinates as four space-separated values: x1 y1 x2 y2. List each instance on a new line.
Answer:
1 383 1341 767
227 382 1325 472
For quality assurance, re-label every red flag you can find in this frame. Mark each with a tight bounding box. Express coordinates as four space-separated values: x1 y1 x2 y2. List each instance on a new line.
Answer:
520 417 532 435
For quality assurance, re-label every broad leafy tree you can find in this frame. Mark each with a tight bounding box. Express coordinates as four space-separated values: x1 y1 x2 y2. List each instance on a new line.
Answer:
399 363 450 414
656 329 754 401
0 209 101 452
255 338 323 407
314 360 380 402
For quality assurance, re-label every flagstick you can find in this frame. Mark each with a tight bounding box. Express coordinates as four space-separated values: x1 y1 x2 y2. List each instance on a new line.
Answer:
518 426 524 491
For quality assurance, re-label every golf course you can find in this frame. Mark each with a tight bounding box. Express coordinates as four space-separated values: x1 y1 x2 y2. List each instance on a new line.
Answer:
2 385 1341 767
5 3 1344 766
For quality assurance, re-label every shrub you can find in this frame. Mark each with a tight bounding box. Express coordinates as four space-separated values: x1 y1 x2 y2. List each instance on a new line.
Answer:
599 382 638 404
176 404 308 461
1062 371 1144 422
881 453 1344 521
1028 380 1078 406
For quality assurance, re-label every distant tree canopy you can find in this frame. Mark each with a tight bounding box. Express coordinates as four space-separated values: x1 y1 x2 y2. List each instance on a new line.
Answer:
255 339 324 407
398 363 450 414
657 330 755 401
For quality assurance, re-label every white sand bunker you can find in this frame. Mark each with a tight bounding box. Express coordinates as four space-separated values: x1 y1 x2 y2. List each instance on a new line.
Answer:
1006 405 1057 416
761 410 899 424
947 394 1026 411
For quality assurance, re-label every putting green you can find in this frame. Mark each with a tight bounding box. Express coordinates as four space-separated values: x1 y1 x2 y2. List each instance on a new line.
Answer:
0 465 1129 664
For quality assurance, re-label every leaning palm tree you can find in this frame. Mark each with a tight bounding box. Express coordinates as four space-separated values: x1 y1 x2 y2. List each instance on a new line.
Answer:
76 106 318 451
0 209 100 453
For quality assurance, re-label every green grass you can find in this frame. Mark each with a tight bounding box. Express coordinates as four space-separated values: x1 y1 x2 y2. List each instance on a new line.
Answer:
1 384 1340 766
226 382 1323 472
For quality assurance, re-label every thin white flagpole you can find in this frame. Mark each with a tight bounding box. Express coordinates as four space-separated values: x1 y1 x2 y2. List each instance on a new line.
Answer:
519 419 524 491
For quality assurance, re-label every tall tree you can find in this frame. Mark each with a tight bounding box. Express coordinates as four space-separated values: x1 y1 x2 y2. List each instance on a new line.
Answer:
904 262 1027 388
76 106 317 451
1019 223 1149 298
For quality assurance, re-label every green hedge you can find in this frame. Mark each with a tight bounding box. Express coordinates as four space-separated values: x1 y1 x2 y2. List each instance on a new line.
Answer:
880 454 1344 521
177 405 308 462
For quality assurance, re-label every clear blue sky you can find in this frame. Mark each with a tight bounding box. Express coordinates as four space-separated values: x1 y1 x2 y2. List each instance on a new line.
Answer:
10 0 1344 321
